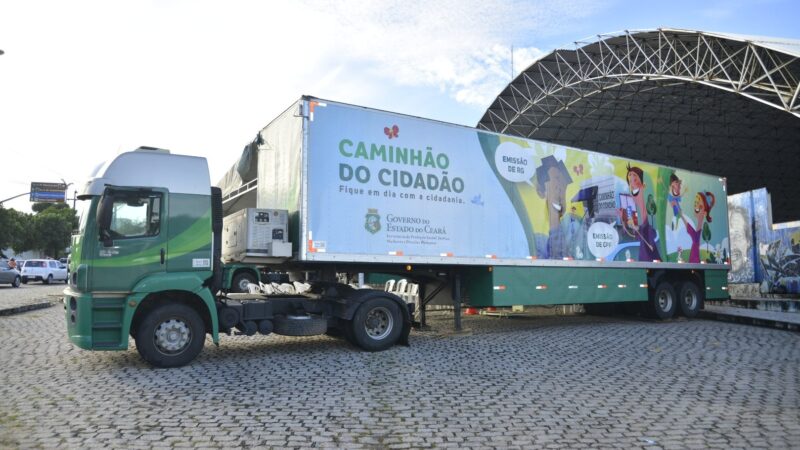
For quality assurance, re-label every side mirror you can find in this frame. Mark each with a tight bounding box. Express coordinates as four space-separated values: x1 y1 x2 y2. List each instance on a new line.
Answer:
96 189 115 247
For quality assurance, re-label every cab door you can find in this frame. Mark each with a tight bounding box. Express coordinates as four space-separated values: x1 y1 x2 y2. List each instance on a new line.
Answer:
91 188 168 292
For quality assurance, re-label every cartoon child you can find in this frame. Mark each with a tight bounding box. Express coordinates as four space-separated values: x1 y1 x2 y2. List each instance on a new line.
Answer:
535 155 573 258
619 163 661 262
682 191 715 263
667 173 683 230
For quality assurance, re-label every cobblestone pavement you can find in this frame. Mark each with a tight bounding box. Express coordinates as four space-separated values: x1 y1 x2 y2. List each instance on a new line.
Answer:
1 307 799 449
0 283 64 314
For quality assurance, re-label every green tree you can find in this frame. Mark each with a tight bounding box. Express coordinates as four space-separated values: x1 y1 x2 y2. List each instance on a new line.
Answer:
702 222 712 262
33 206 77 258
0 208 31 253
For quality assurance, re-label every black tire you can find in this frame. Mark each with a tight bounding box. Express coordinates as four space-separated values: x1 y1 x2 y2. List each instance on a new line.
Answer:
12 276 21 288
273 314 328 336
231 272 257 293
678 280 703 318
350 297 403 352
44 275 52 285
21 277 28 284
134 303 206 368
649 281 678 320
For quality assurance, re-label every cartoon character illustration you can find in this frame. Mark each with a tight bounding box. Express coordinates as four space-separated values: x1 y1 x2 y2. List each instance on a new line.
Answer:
667 173 683 230
682 192 715 263
535 155 573 258
619 163 661 262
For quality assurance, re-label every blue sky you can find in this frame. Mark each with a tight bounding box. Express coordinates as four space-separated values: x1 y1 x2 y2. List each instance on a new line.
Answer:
1 0 798 213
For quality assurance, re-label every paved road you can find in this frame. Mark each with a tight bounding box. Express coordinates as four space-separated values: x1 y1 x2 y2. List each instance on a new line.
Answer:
0 282 65 313
1 307 799 449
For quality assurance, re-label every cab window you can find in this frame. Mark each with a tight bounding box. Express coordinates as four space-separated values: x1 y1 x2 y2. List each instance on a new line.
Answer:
109 192 162 239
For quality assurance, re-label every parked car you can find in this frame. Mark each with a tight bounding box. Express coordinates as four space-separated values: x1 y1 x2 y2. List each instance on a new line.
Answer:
0 260 21 287
20 259 68 284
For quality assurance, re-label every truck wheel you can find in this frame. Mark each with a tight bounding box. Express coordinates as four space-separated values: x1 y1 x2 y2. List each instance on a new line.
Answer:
231 272 257 293
134 303 205 368
678 281 702 318
649 281 677 320
350 297 403 352
273 314 328 336
12 276 21 288
44 274 52 285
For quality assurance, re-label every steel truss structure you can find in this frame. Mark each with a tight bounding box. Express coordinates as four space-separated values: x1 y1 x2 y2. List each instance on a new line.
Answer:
479 28 800 223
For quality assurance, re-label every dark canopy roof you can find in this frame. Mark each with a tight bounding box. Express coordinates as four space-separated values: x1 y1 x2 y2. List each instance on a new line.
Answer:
478 28 800 223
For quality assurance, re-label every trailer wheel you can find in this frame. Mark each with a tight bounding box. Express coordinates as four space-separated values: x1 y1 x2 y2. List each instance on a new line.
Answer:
231 272 257 293
649 281 677 320
678 281 702 318
350 297 403 352
135 303 205 368
273 314 328 336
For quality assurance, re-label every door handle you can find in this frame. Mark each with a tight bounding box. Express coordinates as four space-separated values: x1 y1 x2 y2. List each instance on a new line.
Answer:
160 248 165 265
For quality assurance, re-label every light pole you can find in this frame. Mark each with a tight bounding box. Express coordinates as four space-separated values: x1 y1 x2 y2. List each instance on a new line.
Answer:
61 179 74 208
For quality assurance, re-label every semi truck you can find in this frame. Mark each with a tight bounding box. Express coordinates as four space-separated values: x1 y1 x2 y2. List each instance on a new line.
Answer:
64 96 731 367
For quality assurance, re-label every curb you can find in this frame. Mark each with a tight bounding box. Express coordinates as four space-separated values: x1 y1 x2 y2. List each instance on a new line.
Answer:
0 301 56 316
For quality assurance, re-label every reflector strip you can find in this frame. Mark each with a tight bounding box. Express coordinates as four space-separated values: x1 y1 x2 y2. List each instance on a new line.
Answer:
652 259 661 263
640 284 648 288
626 258 635 262
526 256 537 260
568 285 578 289
388 251 404 256
706 286 712 290
597 284 607 289
595 257 605 262
700 261 707 264
308 101 327 121
535 285 547 290
485 254 497 259
618 284 627 288
439 252 453 257
721 286 728 290
562 257 573 261
493 285 506 291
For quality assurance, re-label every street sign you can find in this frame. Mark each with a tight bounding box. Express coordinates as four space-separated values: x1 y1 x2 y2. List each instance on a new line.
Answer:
30 182 67 203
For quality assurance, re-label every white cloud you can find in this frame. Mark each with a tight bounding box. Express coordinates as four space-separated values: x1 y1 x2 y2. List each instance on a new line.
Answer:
0 0 603 211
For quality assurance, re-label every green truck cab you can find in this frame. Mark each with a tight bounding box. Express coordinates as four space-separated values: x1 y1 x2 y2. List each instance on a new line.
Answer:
65 147 412 368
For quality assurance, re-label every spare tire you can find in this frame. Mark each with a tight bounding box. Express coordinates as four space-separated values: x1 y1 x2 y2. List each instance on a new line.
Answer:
273 314 328 336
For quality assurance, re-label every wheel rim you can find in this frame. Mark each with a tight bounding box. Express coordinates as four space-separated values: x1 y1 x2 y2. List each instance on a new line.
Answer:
657 290 673 312
364 306 393 340
238 278 252 292
154 318 192 355
683 289 697 310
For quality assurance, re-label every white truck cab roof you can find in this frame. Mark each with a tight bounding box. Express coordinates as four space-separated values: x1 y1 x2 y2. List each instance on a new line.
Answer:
80 147 211 197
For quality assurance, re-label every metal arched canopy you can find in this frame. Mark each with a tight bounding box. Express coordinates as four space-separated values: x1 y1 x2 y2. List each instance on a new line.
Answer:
478 28 800 223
